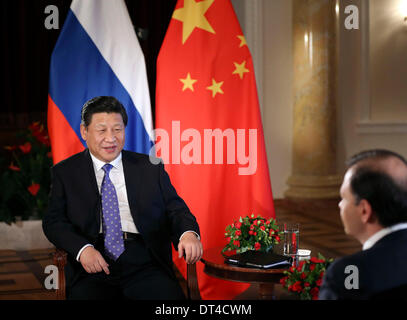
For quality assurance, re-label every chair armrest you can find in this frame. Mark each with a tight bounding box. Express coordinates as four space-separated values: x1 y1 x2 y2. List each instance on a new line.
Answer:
187 262 201 300
52 248 67 300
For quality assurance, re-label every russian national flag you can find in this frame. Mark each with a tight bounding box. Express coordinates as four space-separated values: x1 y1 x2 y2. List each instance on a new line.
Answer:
47 0 153 164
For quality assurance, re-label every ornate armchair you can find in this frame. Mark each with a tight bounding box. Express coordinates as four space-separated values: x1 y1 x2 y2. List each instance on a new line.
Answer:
52 248 201 300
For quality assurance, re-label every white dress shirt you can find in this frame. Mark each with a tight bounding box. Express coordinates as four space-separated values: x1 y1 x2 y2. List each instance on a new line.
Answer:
90 152 138 234
76 151 198 261
363 222 407 250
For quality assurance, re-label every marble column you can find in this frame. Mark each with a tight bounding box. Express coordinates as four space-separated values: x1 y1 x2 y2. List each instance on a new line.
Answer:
285 0 342 199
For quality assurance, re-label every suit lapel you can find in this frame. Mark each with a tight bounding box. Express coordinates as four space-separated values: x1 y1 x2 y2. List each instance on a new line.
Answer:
81 149 101 232
122 151 143 229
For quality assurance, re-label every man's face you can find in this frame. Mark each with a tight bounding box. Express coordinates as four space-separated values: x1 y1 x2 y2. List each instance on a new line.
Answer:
80 112 125 163
338 168 365 240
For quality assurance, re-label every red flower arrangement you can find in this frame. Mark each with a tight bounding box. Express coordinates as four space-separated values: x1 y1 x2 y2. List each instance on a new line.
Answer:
280 254 333 300
27 183 41 196
0 122 53 224
222 214 282 253
28 122 51 147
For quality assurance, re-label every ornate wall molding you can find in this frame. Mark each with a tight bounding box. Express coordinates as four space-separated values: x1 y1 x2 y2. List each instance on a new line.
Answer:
356 0 407 134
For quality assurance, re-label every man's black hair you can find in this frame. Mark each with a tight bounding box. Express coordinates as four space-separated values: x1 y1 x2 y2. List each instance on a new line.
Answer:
346 149 407 168
81 96 128 127
346 149 407 227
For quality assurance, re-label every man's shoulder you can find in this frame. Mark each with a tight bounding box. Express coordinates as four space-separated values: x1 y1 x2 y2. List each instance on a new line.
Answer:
52 149 88 171
325 251 365 277
325 244 390 282
320 251 367 298
122 150 164 167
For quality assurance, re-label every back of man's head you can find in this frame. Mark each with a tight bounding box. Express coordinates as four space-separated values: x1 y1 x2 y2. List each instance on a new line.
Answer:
346 149 407 227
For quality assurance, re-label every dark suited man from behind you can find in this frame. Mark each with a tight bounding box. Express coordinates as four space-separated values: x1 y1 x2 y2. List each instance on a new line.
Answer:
319 149 407 300
43 96 203 300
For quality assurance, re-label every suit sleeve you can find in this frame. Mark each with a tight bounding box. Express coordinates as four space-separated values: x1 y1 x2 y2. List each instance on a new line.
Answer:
42 166 92 258
157 162 200 247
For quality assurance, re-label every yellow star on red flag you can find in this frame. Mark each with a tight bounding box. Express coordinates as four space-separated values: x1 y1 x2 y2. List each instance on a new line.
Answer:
237 35 247 48
232 61 249 79
173 0 216 44
180 73 197 91
206 78 224 98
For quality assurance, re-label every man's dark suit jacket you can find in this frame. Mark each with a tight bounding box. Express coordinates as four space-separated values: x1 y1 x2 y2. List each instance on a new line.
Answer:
42 149 200 289
319 229 407 300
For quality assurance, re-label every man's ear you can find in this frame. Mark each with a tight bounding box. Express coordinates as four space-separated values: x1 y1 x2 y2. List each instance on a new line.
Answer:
359 199 375 224
80 124 87 141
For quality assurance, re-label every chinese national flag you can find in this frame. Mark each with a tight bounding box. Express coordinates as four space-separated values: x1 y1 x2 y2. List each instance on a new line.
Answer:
156 0 275 299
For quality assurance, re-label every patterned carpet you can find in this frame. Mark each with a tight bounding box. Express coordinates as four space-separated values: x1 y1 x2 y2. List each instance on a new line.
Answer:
0 199 361 300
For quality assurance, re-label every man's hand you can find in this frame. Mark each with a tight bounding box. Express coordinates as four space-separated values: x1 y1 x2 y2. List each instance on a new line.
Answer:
178 232 203 264
79 246 110 274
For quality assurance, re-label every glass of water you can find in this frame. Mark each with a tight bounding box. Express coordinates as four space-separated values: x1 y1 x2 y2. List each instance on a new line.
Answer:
283 223 299 256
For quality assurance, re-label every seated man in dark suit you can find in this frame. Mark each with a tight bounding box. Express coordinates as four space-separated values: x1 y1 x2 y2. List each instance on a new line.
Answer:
319 149 407 300
43 96 202 300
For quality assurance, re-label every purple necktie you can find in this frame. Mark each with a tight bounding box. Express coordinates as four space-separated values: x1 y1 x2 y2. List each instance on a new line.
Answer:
101 164 125 260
